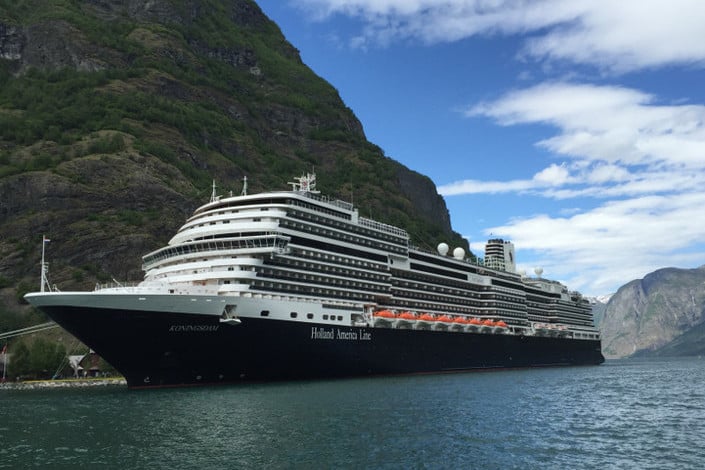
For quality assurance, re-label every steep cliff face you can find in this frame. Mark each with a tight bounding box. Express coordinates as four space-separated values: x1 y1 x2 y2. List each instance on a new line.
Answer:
600 266 705 358
590 299 607 327
0 0 465 300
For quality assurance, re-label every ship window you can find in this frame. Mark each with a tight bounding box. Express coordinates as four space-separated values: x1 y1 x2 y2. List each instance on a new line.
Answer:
290 312 298 318
307 313 314 319
337 315 343 321
260 310 270 317
323 314 329 320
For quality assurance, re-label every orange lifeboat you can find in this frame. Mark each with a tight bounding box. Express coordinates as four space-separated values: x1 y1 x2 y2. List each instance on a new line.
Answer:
395 311 417 329
494 320 508 333
451 316 468 332
433 314 453 331
481 319 495 333
415 313 435 330
374 310 395 319
467 317 482 332
373 310 395 327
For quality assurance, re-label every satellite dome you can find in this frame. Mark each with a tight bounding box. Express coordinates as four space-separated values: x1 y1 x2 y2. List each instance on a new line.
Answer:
437 243 449 256
452 247 465 260
534 267 544 277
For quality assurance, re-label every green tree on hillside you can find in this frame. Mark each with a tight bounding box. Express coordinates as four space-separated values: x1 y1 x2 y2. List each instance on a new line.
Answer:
7 338 66 380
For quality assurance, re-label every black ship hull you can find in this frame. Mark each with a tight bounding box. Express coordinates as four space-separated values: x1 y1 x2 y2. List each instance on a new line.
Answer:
40 304 605 389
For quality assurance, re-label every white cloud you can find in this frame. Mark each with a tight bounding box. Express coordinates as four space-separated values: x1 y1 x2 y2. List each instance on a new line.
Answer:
298 0 705 71
585 164 630 184
525 0 705 72
465 82 705 171
532 163 571 186
439 162 705 200
439 163 573 195
485 191 705 294
442 82 705 294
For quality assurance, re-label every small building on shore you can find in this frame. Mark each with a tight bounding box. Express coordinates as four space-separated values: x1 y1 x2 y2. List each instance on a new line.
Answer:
68 352 103 378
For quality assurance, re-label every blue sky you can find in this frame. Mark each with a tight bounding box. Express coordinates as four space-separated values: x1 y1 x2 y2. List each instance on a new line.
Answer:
256 0 705 297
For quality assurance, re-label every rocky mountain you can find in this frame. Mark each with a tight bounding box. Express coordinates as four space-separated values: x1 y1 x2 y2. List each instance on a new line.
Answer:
0 0 467 322
589 298 607 328
600 266 705 358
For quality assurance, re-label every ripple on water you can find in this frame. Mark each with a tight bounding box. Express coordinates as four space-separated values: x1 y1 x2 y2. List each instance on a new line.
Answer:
1 358 705 469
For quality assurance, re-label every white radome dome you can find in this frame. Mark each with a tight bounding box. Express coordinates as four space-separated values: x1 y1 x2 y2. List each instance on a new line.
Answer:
534 267 544 277
437 243 449 256
452 247 465 260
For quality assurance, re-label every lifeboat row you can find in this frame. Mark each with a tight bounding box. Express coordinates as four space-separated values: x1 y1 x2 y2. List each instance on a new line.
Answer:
372 310 509 333
532 323 569 337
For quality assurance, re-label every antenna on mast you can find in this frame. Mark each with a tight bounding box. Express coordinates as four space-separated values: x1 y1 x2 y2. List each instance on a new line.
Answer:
287 171 319 193
40 235 52 293
241 176 248 196
209 180 219 203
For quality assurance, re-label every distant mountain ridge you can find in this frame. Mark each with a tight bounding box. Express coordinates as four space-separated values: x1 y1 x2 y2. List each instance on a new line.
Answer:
600 265 705 358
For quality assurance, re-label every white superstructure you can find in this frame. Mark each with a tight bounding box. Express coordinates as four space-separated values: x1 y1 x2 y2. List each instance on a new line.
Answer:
107 173 601 340
484 239 516 273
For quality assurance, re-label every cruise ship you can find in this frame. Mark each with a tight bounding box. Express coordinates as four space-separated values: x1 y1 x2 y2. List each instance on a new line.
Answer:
25 173 604 388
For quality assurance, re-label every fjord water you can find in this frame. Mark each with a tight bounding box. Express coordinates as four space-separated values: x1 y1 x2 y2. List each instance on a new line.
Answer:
1 357 703 469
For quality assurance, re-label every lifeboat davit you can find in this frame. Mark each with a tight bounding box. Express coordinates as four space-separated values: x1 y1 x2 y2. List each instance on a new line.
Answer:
466 317 482 332
414 313 435 330
451 316 469 332
480 319 495 333
395 311 417 329
373 310 395 327
433 315 454 331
